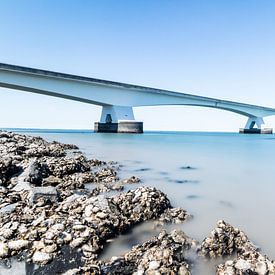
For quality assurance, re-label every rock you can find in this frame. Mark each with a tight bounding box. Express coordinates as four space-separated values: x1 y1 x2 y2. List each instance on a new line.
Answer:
148 260 160 270
0 131 189 271
0 203 18 214
62 268 81 275
44 244 57 253
198 220 275 275
62 232 72 243
70 237 85 248
46 156 91 178
0 157 21 186
0 242 9 258
178 265 190 275
51 223 65 232
84 205 94 217
95 168 117 183
111 186 171 225
12 181 32 192
8 239 29 251
158 207 191 224
198 220 255 258
99 230 192 274
27 186 57 204
27 159 49 185
121 176 141 184
42 175 62 186
32 251 52 265
234 258 252 270
96 212 108 219
217 249 275 274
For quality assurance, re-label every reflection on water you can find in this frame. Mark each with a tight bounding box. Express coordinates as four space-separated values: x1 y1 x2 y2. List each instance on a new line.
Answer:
6 129 275 274
99 221 162 261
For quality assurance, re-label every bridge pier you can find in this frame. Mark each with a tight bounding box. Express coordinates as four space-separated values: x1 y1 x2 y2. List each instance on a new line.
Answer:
94 106 143 133
239 117 273 134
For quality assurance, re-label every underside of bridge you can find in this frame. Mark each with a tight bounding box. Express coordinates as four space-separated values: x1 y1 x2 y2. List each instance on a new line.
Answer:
0 63 274 134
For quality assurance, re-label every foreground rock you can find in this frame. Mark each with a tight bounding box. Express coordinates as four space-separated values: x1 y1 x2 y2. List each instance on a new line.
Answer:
0 184 189 266
63 230 195 275
0 131 190 273
2 131 182 268
198 220 255 258
199 220 275 275
216 249 275 275
0 131 137 199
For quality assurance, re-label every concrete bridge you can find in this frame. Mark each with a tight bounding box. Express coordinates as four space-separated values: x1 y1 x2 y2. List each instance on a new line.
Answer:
0 63 274 133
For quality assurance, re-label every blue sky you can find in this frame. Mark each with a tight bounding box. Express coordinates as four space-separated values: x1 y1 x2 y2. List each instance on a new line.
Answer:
0 0 275 131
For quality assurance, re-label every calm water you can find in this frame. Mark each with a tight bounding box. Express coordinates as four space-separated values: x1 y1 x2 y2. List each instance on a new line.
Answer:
3 129 275 274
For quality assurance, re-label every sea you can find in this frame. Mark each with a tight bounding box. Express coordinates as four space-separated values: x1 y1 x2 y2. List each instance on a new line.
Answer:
2 129 275 274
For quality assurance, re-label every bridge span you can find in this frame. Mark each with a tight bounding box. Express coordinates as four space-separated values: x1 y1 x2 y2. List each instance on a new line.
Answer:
0 63 274 133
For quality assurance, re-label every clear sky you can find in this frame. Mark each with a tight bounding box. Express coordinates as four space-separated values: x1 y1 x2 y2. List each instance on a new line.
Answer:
0 0 275 131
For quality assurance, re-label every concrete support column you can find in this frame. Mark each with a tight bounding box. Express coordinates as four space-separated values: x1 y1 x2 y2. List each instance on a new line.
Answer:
240 116 272 134
99 106 135 123
245 116 264 129
94 105 143 133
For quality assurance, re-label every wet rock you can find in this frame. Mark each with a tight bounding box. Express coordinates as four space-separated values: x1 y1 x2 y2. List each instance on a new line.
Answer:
89 159 106 167
12 180 32 192
0 131 188 272
0 184 182 267
111 186 171 229
70 238 85 248
198 220 255 258
27 159 49 185
0 221 19 240
28 186 58 204
8 239 29 251
46 156 91 178
120 176 141 184
0 242 9 258
94 168 117 183
158 207 191 224
217 249 275 274
0 203 18 214
0 158 20 186
32 251 53 265
99 230 193 275
199 221 275 274
180 166 195 170
42 175 63 186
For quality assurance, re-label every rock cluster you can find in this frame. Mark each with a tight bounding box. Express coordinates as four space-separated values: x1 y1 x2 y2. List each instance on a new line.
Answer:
198 220 253 258
0 158 21 186
199 220 275 274
63 230 195 275
0 185 188 266
8 130 275 274
0 131 146 207
216 249 275 275
158 207 191 224
0 131 135 197
0 130 190 270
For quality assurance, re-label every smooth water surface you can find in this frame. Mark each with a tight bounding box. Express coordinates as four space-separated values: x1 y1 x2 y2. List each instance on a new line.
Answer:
5 129 275 274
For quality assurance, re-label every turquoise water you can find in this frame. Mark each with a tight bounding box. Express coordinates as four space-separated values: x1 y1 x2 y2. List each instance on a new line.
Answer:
4 129 275 274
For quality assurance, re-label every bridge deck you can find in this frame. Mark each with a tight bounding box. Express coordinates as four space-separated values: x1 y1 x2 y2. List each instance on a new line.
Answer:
0 62 274 114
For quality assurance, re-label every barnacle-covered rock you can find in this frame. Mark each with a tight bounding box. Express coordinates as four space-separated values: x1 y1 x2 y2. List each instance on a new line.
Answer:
216 249 275 274
0 130 191 273
198 220 254 258
66 230 194 275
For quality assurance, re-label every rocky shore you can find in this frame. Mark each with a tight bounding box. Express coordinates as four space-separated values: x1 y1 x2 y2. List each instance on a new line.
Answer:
0 131 274 274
